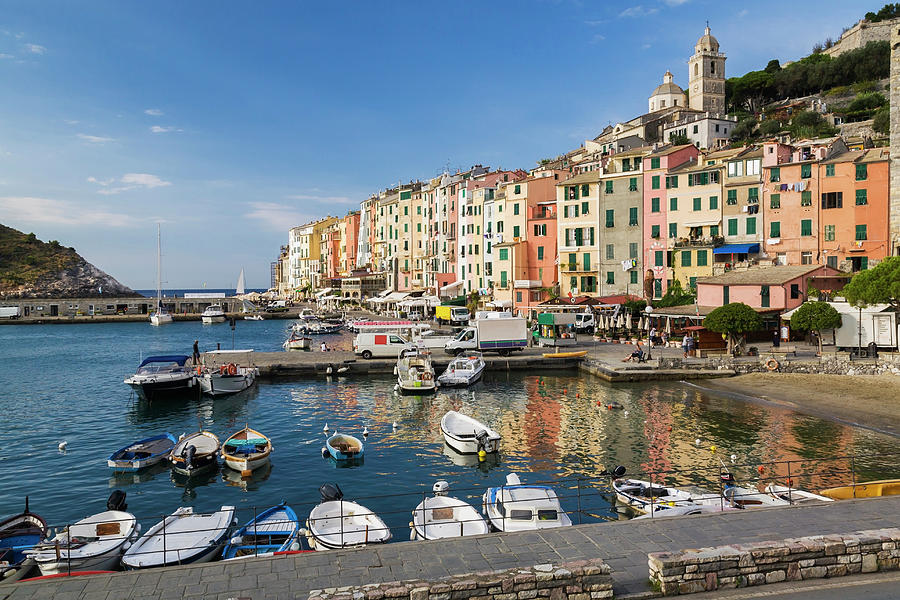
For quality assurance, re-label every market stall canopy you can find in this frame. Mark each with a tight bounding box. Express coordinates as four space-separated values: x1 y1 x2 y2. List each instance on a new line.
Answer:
713 243 760 255
439 281 463 294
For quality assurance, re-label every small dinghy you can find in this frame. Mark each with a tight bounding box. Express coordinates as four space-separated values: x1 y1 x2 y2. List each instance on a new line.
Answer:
699 472 790 509
764 484 834 504
122 505 235 569
324 433 364 461
440 411 501 455
244 314 264 321
222 426 272 474
483 473 572 532
437 352 485 387
26 492 138 576
222 503 300 560
0 498 47 583
283 332 313 351
612 465 721 515
169 431 220 476
633 504 737 519
107 433 177 471
411 481 489 540
305 483 391 551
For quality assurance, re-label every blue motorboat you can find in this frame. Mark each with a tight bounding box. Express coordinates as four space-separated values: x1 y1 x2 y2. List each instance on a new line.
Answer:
0 498 47 582
222 503 301 559
107 433 178 471
323 433 364 461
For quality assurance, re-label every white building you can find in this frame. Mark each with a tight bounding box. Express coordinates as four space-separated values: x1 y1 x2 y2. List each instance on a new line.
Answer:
648 71 687 113
663 112 737 149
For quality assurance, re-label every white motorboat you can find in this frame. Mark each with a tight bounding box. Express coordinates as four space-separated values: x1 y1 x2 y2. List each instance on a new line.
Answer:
149 224 173 327
411 480 489 540
396 347 436 394
437 352 485 387
123 355 197 401
201 304 226 324
483 473 572 532
198 350 258 396
292 318 342 335
764 484 834 505
222 426 272 473
440 411 501 454
170 431 220 476
305 484 391 551
26 493 138 575
693 473 791 509
122 505 235 569
244 314 264 321
612 477 719 515
633 504 736 519
283 332 312 351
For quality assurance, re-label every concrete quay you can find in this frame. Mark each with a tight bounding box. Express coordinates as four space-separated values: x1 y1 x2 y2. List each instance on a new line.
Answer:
3 496 898 600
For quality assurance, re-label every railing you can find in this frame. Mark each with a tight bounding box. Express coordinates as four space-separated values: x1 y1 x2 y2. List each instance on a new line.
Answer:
673 236 725 248
11 451 894 582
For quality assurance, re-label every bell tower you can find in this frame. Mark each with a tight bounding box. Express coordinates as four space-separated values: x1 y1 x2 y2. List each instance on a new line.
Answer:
688 26 726 114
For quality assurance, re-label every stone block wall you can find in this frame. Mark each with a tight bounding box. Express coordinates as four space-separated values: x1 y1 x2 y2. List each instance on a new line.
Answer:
658 355 900 375
648 527 900 596
307 560 612 600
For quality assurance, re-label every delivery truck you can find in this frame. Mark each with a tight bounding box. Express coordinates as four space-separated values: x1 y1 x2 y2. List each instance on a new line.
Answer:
435 305 471 326
444 317 528 356
0 306 20 320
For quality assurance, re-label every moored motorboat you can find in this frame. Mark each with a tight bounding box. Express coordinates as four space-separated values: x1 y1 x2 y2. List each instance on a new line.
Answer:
396 347 436 394
107 433 177 471
222 426 272 474
440 411 501 455
764 484 834 504
121 505 235 569
169 431 221 476
123 355 197 401
482 473 572 532
201 304 226 324
820 479 900 500
437 352 485 387
283 332 313 351
26 492 138 576
222 503 300 560
697 473 790 509
323 433 364 461
411 481 489 540
612 472 720 515
0 498 47 582
198 350 259 396
305 484 391 551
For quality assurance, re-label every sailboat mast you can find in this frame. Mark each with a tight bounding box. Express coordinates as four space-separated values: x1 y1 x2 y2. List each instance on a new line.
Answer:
156 223 162 308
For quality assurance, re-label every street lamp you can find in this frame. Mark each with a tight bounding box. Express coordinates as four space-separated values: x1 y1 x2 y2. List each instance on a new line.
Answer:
644 304 654 361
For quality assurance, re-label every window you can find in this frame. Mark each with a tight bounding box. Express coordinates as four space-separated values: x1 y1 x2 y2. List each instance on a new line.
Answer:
822 192 843 209
827 255 838 269
629 242 638 258
769 168 781 182
651 225 660 238
605 209 614 228
513 203 520 215
652 175 660 190
826 164 835 177
654 250 664 266
670 197 678 211
770 221 781 238
710 225 719 237
651 157 660 169
727 218 738 236
709 196 718 210
723 285 729 304
727 189 737 205
800 253 812 266
728 161 743 177
665 175 679 189
801 164 811 178
651 197 660 213
693 124 699 134
629 177 638 192
516 291 522 303
856 189 867 205
605 181 613 194
606 244 614 259
801 191 812 206
582 201 589 215
856 164 867 181
668 222 677 238
770 194 780 209
583 253 591 271
689 276 697 290
514 184 521 194
856 224 867 240
693 197 701 211
760 285 770 308
746 159 761 176
696 250 707 266
500 271 507 287
537 246 544 260
681 250 692 266
824 225 835 241
582 184 590 197
513 225 520 238
748 188 759 203
629 207 638 225
498 248 508 261
630 271 638 284
801 219 812 236
746 217 756 235
606 271 615 285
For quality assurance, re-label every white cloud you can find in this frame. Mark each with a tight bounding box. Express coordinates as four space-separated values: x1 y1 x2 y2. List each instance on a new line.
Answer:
245 202 313 231
584 19 605 26
285 193 355 205
77 133 115 144
88 173 171 195
150 125 182 133
0 53 13 59
24 43 45 54
64 119 80 125
662 0 689 5
0 196 137 227
144 108 163 116
619 5 658 17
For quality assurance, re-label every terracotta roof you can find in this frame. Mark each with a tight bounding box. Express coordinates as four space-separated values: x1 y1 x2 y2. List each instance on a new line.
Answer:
558 171 600 186
649 144 695 158
696 265 826 286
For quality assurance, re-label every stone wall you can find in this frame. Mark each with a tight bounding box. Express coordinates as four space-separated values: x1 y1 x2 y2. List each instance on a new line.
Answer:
824 19 895 58
658 355 900 375
307 560 612 600
649 527 900 596
891 20 900 256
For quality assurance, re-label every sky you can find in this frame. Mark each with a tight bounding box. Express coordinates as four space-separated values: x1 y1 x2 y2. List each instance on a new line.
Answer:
0 0 884 289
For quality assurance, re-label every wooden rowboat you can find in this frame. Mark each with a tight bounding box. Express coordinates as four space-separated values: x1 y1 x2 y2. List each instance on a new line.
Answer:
542 350 587 359
820 479 900 500
222 426 272 474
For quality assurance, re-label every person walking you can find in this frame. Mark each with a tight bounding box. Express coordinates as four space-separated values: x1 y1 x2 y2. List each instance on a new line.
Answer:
681 335 689 358
772 329 781 348
192 340 200 365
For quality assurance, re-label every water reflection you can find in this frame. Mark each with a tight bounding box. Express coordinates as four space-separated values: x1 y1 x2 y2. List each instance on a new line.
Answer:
222 462 273 491
441 443 501 472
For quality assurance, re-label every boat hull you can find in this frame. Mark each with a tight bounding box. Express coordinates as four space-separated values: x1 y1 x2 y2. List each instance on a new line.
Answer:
542 350 587 359
121 506 234 569
305 501 391 551
125 375 196 401
222 427 272 473
325 434 364 461
107 433 177 471
222 504 299 560
440 412 501 454
820 479 900 500
201 316 226 323
149 313 173 326
29 511 137 576
170 432 220 476
199 371 257 396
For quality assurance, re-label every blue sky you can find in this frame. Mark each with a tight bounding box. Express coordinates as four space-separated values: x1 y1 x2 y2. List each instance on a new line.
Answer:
0 0 881 289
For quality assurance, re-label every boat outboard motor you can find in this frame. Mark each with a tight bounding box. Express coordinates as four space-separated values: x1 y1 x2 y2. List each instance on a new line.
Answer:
475 429 490 452
107 490 127 512
183 444 197 470
612 465 627 479
433 480 450 496
319 482 343 503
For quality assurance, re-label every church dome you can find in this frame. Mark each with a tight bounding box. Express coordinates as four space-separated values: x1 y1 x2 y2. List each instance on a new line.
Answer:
648 70 686 113
651 71 684 97
695 26 719 52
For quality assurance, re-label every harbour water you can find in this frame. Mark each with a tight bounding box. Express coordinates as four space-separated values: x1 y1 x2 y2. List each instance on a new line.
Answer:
0 319 896 542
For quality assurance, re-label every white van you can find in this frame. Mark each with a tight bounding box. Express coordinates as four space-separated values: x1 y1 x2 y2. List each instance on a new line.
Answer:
574 313 595 333
353 332 411 359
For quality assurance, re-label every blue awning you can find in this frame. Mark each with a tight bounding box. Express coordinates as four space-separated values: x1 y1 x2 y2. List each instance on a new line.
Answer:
714 243 760 255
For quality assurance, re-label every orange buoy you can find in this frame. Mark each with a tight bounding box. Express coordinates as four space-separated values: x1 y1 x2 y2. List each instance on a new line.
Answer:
563 389 567 394
597 401 602 406
575 392 580 398
757 465 766 474
667 426 672 431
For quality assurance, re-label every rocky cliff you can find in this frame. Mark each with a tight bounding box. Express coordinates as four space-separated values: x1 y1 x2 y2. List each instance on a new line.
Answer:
0 224 136 298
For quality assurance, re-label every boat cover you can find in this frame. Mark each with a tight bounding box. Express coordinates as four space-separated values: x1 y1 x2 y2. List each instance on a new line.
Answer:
138 355 190 368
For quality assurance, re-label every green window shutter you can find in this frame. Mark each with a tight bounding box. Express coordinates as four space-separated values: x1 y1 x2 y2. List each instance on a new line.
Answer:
605 181 613 194
605 209 614 228
563 205 569 218
770 167 780 182
606 271 614 285
537 246 544 260
629 207 638 225
770 194 780 209
681 250 692 266
569 276 577 289
655 250 664 266
671 176 678 188
583 253 591 271
514 184 520 194
693 197 701 211
697 250 707 266
582 201 589 214
689 276 697 290
575 229 583 245
856 189 867 205
770 221 781 238
582 184 589 196
513 203 519 215
417 223 421 232
568 253 576 268
651 224 660 238
651 157 660 169
801 220 812 236
856 224 867 240
727 218 738 236
501 271 507 286
670 197 678 211
727 189 737 204
630 270 638 284
746 217 756 235
826 164 835 177
668 222 677 238
860 256 868 270
589 227 595 245
513 225 520 238
710 225 719 237
499 248 508 261
651 197 660 212
652 175 660 190
606 244 614 259
748 188 759 202
824 225 835 241
629 242 638 258
801 191 812 206
709 195 718 210
761 285 770 308
629 177 638 191
723 285 729 304
801 164 811 178
574 185 580 200
856 164 867 181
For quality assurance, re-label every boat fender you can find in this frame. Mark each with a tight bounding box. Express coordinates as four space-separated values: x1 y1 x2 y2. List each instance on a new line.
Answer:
227 363 238 376
230 536 243 545
765 358 780 371
107 490 127 512
289 542 300 551
321 446 329 458
326 366 333 375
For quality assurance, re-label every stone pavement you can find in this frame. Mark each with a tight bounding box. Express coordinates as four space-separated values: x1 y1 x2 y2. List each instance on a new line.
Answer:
2 496 899 600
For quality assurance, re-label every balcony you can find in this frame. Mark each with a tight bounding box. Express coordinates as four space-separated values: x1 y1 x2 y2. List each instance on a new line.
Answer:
673 236 725 248
559 263 594 273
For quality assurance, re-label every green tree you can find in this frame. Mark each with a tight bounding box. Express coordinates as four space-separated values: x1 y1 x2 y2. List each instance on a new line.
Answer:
841 257 900 310
704 302 763 354
790 301 842 354
873 106 889 135
669 134 690 146
656 279 695 308
758 118 784 137
866 3 900 22
731 117 757 141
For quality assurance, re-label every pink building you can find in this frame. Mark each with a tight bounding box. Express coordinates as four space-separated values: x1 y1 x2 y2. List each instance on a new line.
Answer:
696 264 841 311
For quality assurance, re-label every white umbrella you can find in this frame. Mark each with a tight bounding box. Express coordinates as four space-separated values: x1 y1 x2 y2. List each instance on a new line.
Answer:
625 312 633 330
616 314 624 328
666 317 672 334
639 316 646 331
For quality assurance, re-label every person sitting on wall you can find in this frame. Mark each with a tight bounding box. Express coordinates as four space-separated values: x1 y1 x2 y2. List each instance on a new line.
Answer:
622 342 644 363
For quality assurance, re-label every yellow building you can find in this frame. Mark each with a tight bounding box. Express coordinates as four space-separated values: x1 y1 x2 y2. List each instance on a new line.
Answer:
556 172 600 297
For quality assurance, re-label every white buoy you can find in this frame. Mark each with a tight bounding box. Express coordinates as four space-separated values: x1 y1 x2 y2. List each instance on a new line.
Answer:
337 366 349 374
731 454 737 463
623 410 629 417
326 366 333 375
363 426 369 436
323 423 329 433
695 438 701 446
392 421 398 429
58 441 67 452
